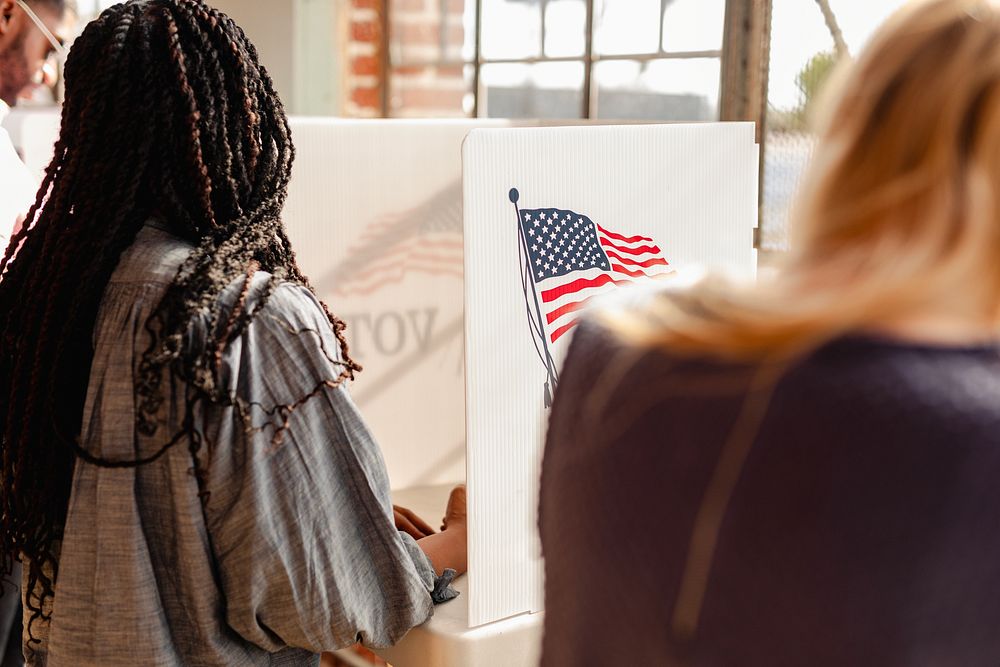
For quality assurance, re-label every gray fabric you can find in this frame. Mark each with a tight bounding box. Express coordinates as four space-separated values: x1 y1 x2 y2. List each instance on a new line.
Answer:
23 225 437 666
0 562 21 666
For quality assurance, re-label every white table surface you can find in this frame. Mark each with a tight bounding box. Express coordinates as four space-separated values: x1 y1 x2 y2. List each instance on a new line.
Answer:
373 484 543 667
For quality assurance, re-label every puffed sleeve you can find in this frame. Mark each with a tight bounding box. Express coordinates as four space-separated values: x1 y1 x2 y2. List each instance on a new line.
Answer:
198 278 442 652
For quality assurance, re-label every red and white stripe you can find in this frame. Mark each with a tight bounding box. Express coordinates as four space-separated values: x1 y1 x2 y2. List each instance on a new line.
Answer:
334 231 464 297
538 225 673 343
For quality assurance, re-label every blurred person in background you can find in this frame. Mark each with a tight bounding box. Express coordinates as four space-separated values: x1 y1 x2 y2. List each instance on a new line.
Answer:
0 0 68 253
540 0 1000 664
0 1 69 664
0 1 465 664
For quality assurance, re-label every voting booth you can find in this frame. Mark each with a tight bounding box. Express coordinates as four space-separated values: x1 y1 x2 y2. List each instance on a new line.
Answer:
462 123 759 630
5 111 759 666
281 119 508 490
7 114 490 491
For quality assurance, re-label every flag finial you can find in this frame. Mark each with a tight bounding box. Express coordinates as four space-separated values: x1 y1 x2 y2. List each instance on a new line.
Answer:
509 188 520 204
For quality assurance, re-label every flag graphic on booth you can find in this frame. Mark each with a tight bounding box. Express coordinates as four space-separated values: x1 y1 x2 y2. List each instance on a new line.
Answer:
329 182 464 297
509 188 674 406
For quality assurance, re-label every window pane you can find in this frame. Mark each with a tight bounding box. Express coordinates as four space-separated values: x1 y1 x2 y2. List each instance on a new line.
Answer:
481 0 542 60
761 0 910 252
480 62 585 118
662 0 725 52
544 0 587 58
593 58 720 121
389 0 467 64
594 0 661 56
390 64 474 117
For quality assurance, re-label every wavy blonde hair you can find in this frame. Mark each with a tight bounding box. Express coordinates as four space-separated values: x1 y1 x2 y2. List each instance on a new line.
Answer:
589 1 1000 637
615 0 1000 360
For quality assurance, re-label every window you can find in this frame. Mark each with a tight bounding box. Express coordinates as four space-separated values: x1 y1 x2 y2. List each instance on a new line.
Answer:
385 0 727 120
761 0 910 252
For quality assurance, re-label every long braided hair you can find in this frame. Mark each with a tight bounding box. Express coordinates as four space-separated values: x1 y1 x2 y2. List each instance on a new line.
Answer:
0 0 359 634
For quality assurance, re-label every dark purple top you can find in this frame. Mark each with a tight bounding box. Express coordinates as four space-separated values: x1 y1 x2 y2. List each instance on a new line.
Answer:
539 321 1000 666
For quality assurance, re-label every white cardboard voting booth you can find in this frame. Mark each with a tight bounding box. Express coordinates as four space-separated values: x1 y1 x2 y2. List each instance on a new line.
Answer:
6 111 760 666
463 123 759 629
5 113 486 492
281 119 508 490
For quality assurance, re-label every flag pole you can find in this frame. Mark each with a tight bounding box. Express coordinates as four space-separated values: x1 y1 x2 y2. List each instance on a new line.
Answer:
510 188 559 407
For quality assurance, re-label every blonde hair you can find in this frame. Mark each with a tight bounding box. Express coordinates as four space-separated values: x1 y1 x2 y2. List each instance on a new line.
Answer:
615 0 1000 360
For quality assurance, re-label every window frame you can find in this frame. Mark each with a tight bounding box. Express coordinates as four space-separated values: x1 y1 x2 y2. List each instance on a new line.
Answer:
385 0 726 119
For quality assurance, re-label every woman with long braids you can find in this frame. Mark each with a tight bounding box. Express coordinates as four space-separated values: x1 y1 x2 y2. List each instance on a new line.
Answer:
0 1 467 664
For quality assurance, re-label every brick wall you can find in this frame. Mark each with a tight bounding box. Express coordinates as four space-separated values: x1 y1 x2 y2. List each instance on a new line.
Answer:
344 0 386 117
343 0 470 117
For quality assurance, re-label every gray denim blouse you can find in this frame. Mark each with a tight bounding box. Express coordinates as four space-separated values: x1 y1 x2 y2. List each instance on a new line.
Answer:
22 225 448 666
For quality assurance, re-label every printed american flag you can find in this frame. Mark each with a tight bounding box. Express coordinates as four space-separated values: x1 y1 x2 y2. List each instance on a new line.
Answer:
520 207 673 343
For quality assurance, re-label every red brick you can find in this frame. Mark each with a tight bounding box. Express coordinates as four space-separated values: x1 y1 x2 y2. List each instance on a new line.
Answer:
351 87 382 109
393 0 429 10
350 21 380 42
399 87 466 110
394 21 440 45
437 64 464 78
351 55 381 77
391 65 465 85
393 65 428 77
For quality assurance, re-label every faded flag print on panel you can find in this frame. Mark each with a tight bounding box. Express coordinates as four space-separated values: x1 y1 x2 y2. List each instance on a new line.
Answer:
329 182 464 298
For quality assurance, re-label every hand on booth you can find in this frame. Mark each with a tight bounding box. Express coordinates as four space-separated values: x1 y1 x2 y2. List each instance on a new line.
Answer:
440 484 466 532
394 505 436 540
415 485 468 577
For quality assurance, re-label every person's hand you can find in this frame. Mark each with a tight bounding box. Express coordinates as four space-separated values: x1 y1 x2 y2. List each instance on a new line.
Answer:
440 484 466 532
394 505 436 540
416 485 468 576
